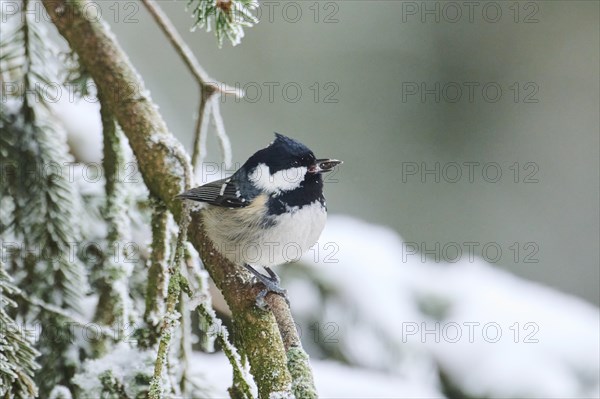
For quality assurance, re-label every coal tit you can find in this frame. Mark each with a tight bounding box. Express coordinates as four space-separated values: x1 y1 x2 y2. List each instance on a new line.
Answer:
177 133 342 307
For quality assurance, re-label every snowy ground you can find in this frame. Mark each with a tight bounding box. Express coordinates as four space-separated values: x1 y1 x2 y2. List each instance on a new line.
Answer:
280 215 600 399
190 352 443 398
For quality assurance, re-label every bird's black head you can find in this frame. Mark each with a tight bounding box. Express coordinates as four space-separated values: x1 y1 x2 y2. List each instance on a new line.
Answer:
240 133 342 195
244 133 316 173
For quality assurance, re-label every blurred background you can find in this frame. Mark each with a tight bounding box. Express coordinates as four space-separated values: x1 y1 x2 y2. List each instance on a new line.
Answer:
94 0 599 306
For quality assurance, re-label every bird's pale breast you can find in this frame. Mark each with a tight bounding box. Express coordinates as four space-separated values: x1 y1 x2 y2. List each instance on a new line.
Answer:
202 194 327 267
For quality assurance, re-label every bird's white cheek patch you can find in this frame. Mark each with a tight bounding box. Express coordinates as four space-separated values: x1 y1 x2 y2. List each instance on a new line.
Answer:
249 163 307 194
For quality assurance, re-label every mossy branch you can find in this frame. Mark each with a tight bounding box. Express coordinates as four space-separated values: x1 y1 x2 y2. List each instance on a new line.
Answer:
39 0 315 396
143 199 169 345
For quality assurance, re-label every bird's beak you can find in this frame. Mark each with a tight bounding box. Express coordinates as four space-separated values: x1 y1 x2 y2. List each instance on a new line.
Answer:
309 159 343 173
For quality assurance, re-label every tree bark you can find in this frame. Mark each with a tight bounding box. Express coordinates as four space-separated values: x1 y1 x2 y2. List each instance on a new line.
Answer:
40 0 315 396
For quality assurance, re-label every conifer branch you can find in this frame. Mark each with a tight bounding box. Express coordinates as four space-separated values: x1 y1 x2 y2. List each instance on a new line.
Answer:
1 4 93 393
0 263 40 398
1 0 87 313
16 291 115 338
188 0 259 47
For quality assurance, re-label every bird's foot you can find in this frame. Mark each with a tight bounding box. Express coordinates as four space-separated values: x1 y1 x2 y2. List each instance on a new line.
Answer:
243 264 289 310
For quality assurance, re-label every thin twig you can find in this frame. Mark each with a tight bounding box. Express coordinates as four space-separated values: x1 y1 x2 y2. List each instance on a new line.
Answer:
211 95 233 168
178 296 191 396
140 0 241 97
191 88 214 171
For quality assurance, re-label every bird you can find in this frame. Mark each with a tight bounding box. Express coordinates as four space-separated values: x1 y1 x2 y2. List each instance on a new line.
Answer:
176 133 342 308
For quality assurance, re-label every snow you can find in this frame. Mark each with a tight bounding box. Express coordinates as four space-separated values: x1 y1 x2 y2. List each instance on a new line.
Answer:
269 390 294 399
414 261 600 398
314 360 442 399
188 352 442 398
281 215 600 399
72 343 161 398
50 83 103 164
48 385 72 399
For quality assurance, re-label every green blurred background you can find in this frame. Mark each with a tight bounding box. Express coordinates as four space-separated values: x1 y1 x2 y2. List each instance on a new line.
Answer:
98 0 599 305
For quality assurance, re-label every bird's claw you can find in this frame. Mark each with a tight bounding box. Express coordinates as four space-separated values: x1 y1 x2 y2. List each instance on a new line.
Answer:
244 264 290 310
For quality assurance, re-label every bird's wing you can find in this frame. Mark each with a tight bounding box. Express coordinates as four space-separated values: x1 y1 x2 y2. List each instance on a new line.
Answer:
176 177 248 208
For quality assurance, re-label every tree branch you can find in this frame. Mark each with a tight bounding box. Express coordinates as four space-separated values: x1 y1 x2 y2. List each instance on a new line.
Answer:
40 0 314 397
